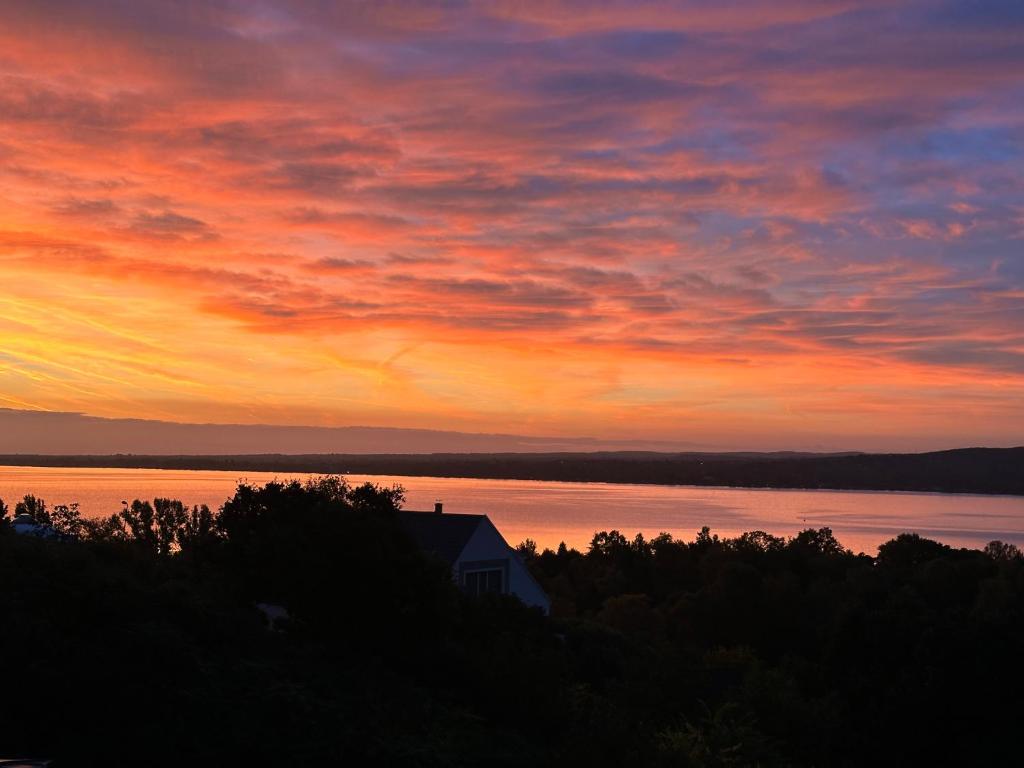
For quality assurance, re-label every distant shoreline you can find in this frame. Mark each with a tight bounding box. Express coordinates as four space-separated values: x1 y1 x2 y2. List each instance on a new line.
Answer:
1 447 1021 496
3 463 1023 504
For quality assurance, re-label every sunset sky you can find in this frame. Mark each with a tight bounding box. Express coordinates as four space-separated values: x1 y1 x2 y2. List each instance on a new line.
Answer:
1 0 1022 451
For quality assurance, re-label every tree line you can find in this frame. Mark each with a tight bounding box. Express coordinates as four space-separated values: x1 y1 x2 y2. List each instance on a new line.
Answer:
2 445 1021 494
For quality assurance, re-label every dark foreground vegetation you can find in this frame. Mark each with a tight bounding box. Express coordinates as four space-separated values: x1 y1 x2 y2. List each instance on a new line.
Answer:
2 478 1023 766
3 445 1022 494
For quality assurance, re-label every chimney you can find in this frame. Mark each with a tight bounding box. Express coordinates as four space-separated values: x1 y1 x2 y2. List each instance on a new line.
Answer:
434 501 443 514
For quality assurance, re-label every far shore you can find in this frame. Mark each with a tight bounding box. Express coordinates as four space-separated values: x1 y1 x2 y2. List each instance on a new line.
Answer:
1 446 1021 496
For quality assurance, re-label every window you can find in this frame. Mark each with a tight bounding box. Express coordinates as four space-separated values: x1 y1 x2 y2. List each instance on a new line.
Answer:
460 558 509 597
464 568 504 596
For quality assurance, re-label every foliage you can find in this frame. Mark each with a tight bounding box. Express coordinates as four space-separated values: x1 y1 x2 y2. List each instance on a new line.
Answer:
2 480 1023 766
515 538 538 560
527 526 1024 766
7 446 1022 493
10 494 87 538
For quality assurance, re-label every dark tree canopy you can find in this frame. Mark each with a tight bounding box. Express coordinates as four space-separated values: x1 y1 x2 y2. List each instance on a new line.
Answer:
1 478 1023 766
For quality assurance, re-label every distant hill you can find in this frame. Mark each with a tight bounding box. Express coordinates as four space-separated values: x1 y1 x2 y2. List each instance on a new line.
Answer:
0 408 704 454
1 447 1021 495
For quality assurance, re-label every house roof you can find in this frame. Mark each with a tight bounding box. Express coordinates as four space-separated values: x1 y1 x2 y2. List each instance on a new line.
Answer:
10 513 56 538
398 511 485 565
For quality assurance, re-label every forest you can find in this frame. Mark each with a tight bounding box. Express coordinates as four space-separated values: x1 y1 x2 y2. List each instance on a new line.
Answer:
2 445 1022 495
1 477 1022 766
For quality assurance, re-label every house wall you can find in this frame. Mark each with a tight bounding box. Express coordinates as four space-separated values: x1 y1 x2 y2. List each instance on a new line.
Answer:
456 518 551 614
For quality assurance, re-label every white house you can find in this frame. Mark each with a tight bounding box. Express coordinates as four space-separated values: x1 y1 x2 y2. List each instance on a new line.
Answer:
9 512 56 538
399 504 550 614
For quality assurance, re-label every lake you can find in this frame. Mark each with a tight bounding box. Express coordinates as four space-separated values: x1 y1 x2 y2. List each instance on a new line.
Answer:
1 465 1022 554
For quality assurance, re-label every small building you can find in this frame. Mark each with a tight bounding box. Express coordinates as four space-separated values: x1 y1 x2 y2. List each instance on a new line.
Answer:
9 513 56 538
399 504 550 614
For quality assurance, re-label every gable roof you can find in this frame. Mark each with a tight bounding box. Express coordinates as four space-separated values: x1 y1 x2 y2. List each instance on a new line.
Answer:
10 513 57 538
398 511 485 565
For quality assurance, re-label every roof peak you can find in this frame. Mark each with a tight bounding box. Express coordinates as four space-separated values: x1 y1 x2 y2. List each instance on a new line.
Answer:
401 510 486 519
398 511 486 564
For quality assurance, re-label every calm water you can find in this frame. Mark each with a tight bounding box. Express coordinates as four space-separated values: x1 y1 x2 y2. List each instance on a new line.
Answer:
1 465 1022 554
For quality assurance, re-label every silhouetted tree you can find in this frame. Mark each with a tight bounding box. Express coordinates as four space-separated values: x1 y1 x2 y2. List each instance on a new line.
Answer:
2 477 1023 767
788 526 847 556
877 531 950 567
732 529 785 554
984 540 1022 562
15 494 47 522
48 502 86 538
589 530 630 555
516 538 538 560
180 503 217 551
694 525 721 550
119 498 159 551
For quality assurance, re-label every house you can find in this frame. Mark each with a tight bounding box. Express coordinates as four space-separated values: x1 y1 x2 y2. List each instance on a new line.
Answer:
399 503 550 614
9 513 56 538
